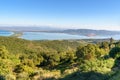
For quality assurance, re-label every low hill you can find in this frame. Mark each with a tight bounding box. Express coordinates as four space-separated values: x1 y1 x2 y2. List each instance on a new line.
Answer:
61 29 120 36
0 36 82 54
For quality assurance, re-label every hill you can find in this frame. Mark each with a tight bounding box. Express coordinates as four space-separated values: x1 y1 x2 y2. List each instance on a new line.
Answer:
61 29 120 36
0 36 120 80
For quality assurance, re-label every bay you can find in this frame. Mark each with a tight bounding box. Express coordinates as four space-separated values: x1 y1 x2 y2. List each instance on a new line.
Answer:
20 32 120 40
0 31 120 40
0 30 13 36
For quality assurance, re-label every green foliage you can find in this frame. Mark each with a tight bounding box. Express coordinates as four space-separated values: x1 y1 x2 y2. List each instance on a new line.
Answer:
14 64 24 73
76 44 101 60
114 41 120 47
60 71 109 80
0 46 9 59
109 47 120 59
108 71 120 80
0 75 5 80
0 36 120 80
100 41 109 49
40 52 60 67
79 59 114 72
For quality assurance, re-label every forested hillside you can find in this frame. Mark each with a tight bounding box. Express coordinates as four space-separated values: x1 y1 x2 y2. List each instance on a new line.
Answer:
0 37 120 80
60 29 120 36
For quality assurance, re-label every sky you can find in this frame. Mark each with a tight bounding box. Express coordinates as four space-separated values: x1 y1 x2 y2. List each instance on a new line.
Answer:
0 0 120 30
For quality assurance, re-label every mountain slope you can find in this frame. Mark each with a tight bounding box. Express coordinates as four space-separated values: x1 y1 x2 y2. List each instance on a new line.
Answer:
61 29 120 36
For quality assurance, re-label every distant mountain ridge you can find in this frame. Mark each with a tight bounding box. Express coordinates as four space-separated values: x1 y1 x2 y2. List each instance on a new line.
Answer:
60 29 120 36
0 26 62 31
0 26 120 36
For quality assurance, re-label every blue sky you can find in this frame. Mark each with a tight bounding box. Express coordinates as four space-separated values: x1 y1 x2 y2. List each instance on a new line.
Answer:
0 0 120 30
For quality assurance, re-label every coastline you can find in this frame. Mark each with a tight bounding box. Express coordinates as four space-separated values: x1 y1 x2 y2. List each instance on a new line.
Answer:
10 31 23 38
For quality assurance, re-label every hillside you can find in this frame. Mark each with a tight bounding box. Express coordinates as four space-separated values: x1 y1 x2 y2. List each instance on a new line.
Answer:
61 29 120 36
0 37 84 54
0 37 120 80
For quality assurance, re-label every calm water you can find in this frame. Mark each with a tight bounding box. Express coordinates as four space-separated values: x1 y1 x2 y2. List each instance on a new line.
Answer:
0 30 13 36
20 32 120 40
0 31 120 40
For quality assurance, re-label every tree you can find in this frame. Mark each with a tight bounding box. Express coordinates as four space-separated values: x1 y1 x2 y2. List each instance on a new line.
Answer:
110 37 114 44
100 41 109 50
0 75 5 80
76 44 96 60
13 64 24 73
0 46 9 59
66 51 76 62
40 52 60 67
109 47 120 59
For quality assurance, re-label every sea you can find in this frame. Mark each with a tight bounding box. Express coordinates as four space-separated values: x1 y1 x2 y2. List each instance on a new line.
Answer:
0 30 120 40
0 30 14 36
21 32 120 40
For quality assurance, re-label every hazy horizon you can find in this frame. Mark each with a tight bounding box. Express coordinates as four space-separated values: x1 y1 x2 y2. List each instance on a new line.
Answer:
0 25 120 31
0 0 120 31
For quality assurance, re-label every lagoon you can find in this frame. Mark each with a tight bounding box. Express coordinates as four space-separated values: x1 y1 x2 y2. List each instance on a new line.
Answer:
0 31 120 40
20 32 120 40
0 30 13 36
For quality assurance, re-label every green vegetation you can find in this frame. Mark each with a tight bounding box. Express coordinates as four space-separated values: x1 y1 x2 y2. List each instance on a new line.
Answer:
0 36 120 80
10 31 23 38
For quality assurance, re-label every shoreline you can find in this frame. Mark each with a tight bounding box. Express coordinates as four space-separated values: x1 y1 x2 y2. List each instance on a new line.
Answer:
10 31 23 38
